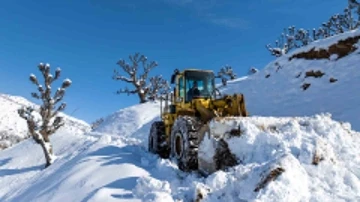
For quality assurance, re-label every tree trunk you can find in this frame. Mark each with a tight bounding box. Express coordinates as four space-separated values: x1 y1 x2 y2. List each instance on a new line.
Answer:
38 135 54 168
138 92 147 103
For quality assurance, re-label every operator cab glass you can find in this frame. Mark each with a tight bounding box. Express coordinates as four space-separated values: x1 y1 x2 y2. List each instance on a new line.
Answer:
178 77 185 99
184 71 215 102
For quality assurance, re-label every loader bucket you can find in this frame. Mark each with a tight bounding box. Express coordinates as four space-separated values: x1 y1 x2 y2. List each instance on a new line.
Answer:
197 117 240 176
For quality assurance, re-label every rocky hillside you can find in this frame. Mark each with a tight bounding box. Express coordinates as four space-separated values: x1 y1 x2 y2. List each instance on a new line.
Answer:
223 28 360 131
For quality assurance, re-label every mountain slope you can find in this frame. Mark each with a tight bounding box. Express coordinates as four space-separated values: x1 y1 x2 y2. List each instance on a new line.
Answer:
223 28 360 131
0 93 91 149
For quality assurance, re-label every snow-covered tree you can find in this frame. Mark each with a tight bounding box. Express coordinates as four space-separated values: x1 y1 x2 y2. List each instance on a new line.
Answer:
147 75 170 101
268 1 360 56
312 1 360 39
266 26 312 57
319 1 360 36
113 52 168 103
216 65 236 86
18 63 71 168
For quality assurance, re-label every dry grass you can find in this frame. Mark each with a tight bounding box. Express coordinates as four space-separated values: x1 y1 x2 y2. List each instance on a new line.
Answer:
305 70 325 78
254 167 285 192
312 151 325 165
193 186 211 202
256 124 278 133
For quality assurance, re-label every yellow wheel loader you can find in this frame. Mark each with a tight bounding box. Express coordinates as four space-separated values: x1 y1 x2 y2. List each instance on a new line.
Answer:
148 68 248 174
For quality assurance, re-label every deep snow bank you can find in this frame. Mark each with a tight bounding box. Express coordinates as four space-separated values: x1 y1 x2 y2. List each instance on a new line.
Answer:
94 101 160 142
222 29 360 131
1 113 358 202
0 93 90 149
196 113 360 201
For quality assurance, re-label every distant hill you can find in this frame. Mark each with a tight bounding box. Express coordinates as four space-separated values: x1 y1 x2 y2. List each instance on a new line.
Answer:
0 93 91 150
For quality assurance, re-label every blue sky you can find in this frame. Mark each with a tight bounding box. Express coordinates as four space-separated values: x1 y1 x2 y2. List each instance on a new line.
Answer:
0 0 346 123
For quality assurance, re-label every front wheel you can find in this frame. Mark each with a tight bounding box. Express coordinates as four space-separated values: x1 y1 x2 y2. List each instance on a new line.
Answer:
170 116 202 172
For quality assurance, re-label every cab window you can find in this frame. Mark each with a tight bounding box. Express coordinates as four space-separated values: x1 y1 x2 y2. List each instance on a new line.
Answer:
178 77 185 100
184 71 215 102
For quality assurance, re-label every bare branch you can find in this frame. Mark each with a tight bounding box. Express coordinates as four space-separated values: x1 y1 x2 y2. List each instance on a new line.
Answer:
113 52 160 103
216 65 237 86
147 75 170 100
116 87 138 95
52 67 61 82
112 73 133 83
31 92 40 99
30 74 39 86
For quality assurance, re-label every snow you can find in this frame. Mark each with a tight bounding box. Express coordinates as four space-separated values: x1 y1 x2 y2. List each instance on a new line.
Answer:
63 78 72 84
201 114 360 201
0 93 90 149
1 109 358 201
29 74 36 79
0 29 360 201
222 30 360 131
94 101 161 145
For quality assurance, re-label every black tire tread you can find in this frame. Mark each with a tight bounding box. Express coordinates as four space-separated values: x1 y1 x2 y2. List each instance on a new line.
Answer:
149 121 170 158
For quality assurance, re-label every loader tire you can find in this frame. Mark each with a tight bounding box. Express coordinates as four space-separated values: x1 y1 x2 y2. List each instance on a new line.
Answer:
170 116 202 172
148 121 170 158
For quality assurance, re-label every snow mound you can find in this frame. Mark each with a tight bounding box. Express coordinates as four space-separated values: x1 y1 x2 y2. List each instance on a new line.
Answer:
0 93 91 149
0 113 358 201
222 28 360 131
94 101 160 140
197 114 360 201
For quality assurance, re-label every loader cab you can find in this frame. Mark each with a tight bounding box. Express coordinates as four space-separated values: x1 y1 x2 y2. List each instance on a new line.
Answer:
172 69 215 103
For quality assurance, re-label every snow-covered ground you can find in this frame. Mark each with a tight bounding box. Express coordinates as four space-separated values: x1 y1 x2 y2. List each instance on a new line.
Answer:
0 29 360 201
0 103 359 201
200 114 360 201
223 28 360 131
0 93 90 149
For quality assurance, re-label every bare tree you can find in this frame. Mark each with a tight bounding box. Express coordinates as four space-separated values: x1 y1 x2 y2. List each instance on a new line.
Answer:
266 26 313 57
113 52 168 103
268 1 360 56
18 63 71 168
147 75 170 101
215 65 237 86
312 1 360 39
266 42 288 57
216 65 236 86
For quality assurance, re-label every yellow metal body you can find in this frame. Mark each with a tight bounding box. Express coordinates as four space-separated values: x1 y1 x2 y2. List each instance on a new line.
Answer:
160 69 248 141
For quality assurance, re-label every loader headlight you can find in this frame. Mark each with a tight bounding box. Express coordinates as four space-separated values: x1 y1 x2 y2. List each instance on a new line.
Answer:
176 97 183 103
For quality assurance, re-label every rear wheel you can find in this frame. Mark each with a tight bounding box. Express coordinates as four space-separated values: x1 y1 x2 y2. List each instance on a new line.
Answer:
148 121 170 158
170 116 202 172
